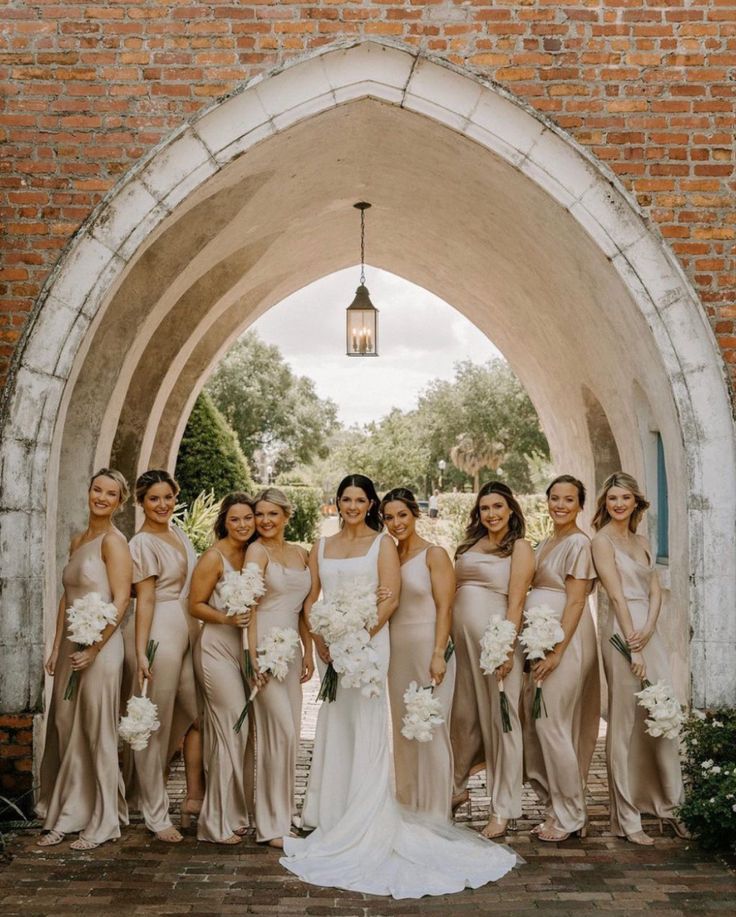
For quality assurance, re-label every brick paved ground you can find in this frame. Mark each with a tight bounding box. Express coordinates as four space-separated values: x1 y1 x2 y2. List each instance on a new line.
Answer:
2 679 735 916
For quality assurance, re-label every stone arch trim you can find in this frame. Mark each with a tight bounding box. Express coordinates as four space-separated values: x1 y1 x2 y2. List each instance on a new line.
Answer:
1 39 734 708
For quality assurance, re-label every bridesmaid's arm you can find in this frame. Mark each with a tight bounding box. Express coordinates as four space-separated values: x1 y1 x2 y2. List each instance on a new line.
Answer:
245 542 269 686
45 593 67 677
369 536 400 636
496 538 535 682
531 575 590 683
303 542 330 664
189 550 246 627
426 545 454 685
629 535 661 652
134 577 156 690
70 531 133 672
298 613 314 683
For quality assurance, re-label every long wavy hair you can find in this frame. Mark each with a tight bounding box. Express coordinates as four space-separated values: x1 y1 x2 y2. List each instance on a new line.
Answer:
592 471 651 533
213 491 257 541
336 474 382 532
455 481 526 558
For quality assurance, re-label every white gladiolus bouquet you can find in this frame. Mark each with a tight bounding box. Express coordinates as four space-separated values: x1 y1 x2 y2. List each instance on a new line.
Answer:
309 575 381 702
519 604 564 719
220 563 267 680
401 681 445 742
234 626 301 733
479 617 518 732
64 591 119 701
119 640 161 750
635 681 685 741
609 634 685 740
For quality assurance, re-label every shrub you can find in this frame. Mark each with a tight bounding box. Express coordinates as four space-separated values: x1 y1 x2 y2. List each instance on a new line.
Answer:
173 490 219 555
175 392 255 506
436 492 476 553
280 485 322 546
519 494 553 547
678 708 736 852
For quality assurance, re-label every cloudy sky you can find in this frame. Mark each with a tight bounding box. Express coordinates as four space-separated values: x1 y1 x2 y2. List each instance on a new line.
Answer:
252 267 503 427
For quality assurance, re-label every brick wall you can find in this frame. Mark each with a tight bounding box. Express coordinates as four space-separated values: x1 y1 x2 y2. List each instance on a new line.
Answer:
0 714 34 816
1 1 735 391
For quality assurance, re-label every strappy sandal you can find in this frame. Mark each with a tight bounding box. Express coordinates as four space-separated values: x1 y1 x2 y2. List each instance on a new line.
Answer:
37 830 65 847
481 818 509 839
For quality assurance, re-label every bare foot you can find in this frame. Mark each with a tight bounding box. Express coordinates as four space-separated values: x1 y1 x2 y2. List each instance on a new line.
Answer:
218 835 242 846
267 837 284 849
481 818 508 839
625 830 654 846
155 827 183 843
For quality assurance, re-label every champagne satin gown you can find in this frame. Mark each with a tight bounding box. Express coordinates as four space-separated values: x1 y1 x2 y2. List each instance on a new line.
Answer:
36 534 128 843
193 551 250 842
251 555 310 842
282 535 518 899
124 527 199 834
599 534 684 836
388 548 456 821
522 533 600 834
450 550 524 821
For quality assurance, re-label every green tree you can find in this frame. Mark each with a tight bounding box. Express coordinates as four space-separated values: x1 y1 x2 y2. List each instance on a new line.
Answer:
205 332 339 474
175 392 255 506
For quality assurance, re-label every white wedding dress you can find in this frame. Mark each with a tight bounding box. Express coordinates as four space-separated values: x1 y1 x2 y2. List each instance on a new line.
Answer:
281 534 519 899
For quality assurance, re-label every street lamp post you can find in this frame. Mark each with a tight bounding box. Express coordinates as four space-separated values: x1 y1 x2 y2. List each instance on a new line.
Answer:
438 459 446 491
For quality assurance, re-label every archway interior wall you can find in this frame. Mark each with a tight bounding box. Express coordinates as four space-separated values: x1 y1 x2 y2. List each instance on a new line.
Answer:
0 42 733 712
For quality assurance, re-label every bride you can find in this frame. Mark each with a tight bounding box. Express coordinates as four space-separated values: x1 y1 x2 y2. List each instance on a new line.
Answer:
280 474 518 898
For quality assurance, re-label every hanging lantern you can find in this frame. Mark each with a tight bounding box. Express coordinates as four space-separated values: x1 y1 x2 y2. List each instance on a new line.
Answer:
346 202 378 357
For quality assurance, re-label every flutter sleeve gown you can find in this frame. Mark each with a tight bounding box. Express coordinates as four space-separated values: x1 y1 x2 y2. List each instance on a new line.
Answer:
280 534 519 899
522 533 600 835
451 550 524 822
124 526 199 835
388 547 456 822
599 535 684 837
36 534 128 844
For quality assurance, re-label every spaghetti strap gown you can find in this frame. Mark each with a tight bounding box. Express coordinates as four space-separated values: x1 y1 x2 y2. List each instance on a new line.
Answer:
193 551 250 842
599 535 684 836
124 526 199 834
281 535 518 899
451 551 524 820
36 534 128 844
522 533 600 834
251 556 310 843
388 548 456 821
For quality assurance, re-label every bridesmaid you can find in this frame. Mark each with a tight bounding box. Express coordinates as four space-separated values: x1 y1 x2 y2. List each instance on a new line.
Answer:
381 487 456 821
37 468 133 849
450 482 534 838
189 492 256 845
246 488 313 847
592 471 687 844
125 470 204 842
522 474 600 842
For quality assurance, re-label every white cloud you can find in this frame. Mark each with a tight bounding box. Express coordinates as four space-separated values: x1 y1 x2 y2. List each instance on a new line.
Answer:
251 267 502 426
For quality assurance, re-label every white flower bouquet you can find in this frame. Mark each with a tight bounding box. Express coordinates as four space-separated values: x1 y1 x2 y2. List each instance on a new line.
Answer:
479 617 518 732
518 604 564 719
220 563 266 679
119 640 161 750
309 575 381 702
234 626 301 733
64 591 119 700
609 633 684 740
401 680 445 742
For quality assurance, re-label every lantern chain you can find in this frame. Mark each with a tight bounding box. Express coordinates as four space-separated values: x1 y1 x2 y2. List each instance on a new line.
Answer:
360 206 366 285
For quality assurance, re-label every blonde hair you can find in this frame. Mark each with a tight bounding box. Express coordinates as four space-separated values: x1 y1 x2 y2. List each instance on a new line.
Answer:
592 471 651 533
89 467 130 512
255 487 292 520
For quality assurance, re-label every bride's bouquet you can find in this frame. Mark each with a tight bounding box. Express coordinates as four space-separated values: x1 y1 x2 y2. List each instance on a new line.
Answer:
479 617 518 732
309 575 381 702
220 563 266 679
64 591 119 700
609 634 684 740
234 626 301 733
518 605 564 719
401 681 445 742
119 639 161 750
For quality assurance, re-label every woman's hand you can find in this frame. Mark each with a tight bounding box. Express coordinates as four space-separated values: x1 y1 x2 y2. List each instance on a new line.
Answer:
630 651 647 681
376 585 393 603
229 609 251 629
314 634 331 665
45 647 59 677
627 629 652 653
429 651 446 686
137 655 152 692
532 649 561 683
301 652 315 684
252 665 270 689
70 646 100 672
495 653 514 682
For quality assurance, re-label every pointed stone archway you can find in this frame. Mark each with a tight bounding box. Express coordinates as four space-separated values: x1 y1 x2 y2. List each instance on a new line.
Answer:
1 40 734 717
